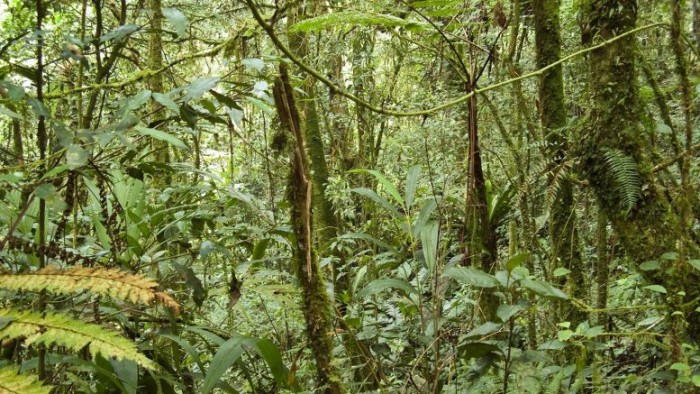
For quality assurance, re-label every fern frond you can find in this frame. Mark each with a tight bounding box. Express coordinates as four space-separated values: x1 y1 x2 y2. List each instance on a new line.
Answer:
544 159 574 213
0 266 180 314
0 309 155 369
602 149 641 214
0 366 53 394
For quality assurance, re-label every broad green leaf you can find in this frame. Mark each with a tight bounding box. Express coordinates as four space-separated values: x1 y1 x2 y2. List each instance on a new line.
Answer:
352 266 368 295
458 342 500 360
65 144 89 170
248 338 289 388
661 251 679 260
421 221 439 273
40 165 69 180
350 187 402 219
405 165 421 208
28 99 50 118
182 77 220 102
412 198 437 237
497 304 524 322
442 267 500 288
135 127 188 150
688 260 700 272
242 58 265 71
152 92 180 114
100 24 139 42
210 90 243 110
557 330 574 341
357 278 418 298
670 362 689 372
464 322 502 338
521 278 568 299
640 260 661 271
552 267 571 277
122 90 151 114
202 336 245 394
0 106 22 119
246 96 274 114
643 285 667 294
162 8 188 37
251 238 271 260
350 169 404 207
339 232 397 253
159 334 205 372
506 252 529 272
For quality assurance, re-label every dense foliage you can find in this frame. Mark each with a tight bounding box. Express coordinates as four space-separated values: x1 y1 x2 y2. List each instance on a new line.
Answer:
0 0 699 392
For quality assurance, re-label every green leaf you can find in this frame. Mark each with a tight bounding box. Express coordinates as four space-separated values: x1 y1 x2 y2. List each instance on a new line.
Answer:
521 278 568 299
350 187 402 219
670 362 689 372
202 336 245 394
339 232 397 254
405 165 421 208
135 127 188 150
442 267 500 288
506 252 529 272
153 92 180 114
350 169 404 207
643 285 667 294
464 322 502 338
497 304 524 322
412 198 437 237
252 238 271 260
357 278 418 298
557 329 574 341
661 251 679 261
242 58 265 71
182 77 220 102
100 24 139 42
458 342 500 360
553 267 571 277
0 106 22 119
420 221 439 273
687 260 700 272
65 144 89 170
248 338 289 388
162 8 188 37
640 260 661 271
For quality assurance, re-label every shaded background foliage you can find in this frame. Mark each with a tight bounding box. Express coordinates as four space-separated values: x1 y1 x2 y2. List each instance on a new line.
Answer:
0 0 699 392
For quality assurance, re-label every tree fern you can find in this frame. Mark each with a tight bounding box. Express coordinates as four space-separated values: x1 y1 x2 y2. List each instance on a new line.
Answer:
0 365 53 394
0 266 180 314
0 309 155 369
602 149 641 214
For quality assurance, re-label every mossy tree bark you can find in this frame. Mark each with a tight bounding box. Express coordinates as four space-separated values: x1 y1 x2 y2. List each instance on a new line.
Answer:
533 0 586 326
580 0 700 350
273 65 343 394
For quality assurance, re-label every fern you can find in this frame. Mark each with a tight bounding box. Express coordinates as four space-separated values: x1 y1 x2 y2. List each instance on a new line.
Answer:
0 365 53 394
0 266 180 314
289 11 425 33
0 309 155 369
602 149 641 214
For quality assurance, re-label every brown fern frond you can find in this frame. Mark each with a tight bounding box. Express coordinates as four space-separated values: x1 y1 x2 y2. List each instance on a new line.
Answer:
0 266 180 315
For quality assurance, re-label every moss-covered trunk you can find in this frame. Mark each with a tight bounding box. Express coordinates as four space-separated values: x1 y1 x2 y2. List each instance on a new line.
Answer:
273 65 342 394
533 0 586 326
581 0 700 348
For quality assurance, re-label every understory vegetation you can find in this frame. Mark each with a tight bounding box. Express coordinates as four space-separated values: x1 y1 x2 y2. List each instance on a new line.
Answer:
0 0 699 392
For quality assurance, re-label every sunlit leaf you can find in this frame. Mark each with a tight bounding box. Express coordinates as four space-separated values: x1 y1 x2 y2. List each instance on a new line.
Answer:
442 267 500 288
162 8 188 37
135 127 188 150
357 278 418 298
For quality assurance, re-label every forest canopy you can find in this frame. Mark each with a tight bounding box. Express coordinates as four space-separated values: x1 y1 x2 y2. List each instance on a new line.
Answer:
0 0 699 392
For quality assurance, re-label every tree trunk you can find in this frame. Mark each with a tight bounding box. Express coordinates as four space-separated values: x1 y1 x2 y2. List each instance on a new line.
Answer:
580 0 700 349
273 65 343 394
533 0 586 326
